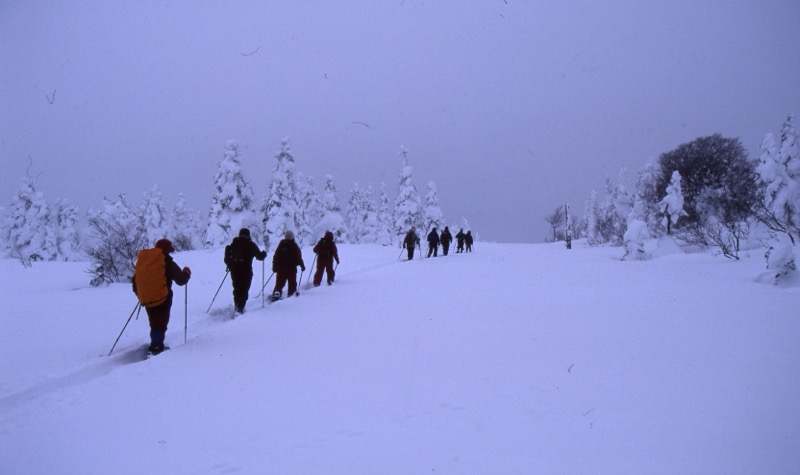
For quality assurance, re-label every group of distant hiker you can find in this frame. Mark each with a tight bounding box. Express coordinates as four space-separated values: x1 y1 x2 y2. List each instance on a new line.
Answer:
402 226 473 260
130 227 338 356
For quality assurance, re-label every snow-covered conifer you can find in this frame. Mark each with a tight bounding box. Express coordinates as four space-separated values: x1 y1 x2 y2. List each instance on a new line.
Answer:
170 193 200 251
141 185 169 246
659 170 688 235
314 175 347 242
422 181 446 233
393 148 420 241
375 183 393 246
765 232 797 284
205 140 256 248
53 199 81 261
297 174 323 241
584 191 599 245
261 138 308 248
6 177 57 264
623 198 650 260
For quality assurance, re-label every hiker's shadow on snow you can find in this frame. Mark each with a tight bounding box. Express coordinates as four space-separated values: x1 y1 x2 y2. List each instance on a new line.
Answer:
116 346 148 365
208 306 234 322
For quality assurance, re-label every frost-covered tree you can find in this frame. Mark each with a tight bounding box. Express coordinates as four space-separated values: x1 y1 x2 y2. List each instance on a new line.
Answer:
6 177 57 264
623 198 650 261
261 138 309 248
634 158 663 233
422 181 445 234
393 148 420 241
297 174 324 241
544 205 565 242
314 174 347 242
375 183 393 246
659 170 688 235
584 190 599 245
346 184 381 244
206 140 256 248
170 193 201 251
595 169 631 245
564 203 573 249
765 232 797 284
756 115 800 241
53 198 81 261
141 185 169 246
86 195 148 285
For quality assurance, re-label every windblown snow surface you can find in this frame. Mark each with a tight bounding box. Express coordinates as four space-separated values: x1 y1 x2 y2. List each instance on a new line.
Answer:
1 241 798 474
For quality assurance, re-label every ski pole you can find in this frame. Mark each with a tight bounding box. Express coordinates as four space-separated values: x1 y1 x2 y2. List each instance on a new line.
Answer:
397 247 405 261
184 283 188 344
261 260 265 308
298 268 304 293
306 255 317 284
206 269 229 313
256 272 275 297
108 302 141 356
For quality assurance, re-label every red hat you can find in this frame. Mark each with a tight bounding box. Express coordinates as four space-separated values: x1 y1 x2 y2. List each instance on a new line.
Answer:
155 239 175 253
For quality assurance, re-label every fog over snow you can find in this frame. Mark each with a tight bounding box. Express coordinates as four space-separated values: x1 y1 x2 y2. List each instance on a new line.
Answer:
2 2 800 242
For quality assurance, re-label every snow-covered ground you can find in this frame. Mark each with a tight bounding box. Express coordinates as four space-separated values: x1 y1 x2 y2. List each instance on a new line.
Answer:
1 241 798 474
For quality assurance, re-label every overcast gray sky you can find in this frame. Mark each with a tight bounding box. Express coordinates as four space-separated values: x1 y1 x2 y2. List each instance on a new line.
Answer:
2 1 799 243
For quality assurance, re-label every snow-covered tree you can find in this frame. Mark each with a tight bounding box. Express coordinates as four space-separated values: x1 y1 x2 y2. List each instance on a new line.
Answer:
314 175 347 243
659 170 688 235
261 138 308 249
375 183 393 246
170 193 201 251
393 148 420 241
544 205 565 242
5 177 57 264
141 185 169 246
206 140 256 248
564 203 573 249
53 198 81 261
595 169 632 245
422 181 446 234
765 232 797 284
86 195 148 285
345 184 366 243
297 174 324 241
623 198 650 261
756 115 800 241
634 158 663 233
584 190 599 245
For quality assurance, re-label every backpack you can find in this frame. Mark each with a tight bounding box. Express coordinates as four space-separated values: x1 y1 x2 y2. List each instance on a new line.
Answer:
134 248 170 308
225 239 247 265
316 239 332 259
273 240 295 268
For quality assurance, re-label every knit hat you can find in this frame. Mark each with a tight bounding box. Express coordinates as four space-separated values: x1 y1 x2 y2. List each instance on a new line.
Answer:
285 230 295 240
324 230 334 240
155 238 174 254
239 228 251 238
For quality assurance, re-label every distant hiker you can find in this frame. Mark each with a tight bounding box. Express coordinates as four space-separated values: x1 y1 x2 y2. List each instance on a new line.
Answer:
426 227 440 258
132 239 191 355
456 229 466 253
313 230 340 286
465 231 474 252
403 227 420 261
440 226 453 256
271 230 305 301
224 228 267 314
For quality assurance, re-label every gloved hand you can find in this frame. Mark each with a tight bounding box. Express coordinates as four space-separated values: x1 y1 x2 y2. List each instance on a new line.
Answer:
183 267 191 276
301 265 306 272
335 259 340 265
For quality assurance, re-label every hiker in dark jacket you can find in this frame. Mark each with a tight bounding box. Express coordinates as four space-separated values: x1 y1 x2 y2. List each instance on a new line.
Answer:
456 229 466 253
313 230 340 286
224 228 267 314
440 226 453 256
402 227 420 261
132 239 191 355
465 231 474 252
271 230 305 300
426 227 440 258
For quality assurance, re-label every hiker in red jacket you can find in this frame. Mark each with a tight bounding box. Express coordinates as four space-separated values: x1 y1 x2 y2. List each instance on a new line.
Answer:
132 239 191 355
271 230 305 301
312 230 340 286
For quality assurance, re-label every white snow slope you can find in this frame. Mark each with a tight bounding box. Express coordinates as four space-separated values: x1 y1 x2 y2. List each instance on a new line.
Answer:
1 241 798 474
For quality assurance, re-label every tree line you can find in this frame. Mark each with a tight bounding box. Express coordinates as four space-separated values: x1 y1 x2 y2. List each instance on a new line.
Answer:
544 114 800 283
1 139 471 285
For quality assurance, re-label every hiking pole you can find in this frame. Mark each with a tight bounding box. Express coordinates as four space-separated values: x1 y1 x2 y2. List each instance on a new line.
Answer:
261 260 265 308
397 247 404 261
306 255 317 284
108 302 141 356
206 269 229 313
256 272 275 297
298 269 304 294
184 284 188 344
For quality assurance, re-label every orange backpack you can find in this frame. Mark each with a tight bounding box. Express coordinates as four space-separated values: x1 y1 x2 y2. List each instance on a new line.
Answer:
134 248 170 307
